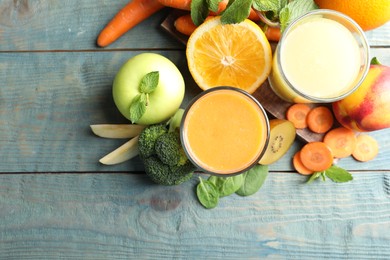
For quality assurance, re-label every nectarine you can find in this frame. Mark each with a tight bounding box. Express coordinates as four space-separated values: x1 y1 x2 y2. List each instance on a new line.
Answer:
332 64 390 131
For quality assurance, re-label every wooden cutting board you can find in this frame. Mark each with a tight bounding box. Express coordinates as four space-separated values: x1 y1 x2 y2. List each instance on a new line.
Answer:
161 11 337 143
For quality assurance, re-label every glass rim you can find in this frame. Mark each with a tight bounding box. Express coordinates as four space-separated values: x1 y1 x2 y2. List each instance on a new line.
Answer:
180 86 270 176
277 9 371 102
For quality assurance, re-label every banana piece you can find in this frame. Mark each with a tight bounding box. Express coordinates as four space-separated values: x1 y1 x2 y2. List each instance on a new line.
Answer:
99 136 140 165
90 124 145 139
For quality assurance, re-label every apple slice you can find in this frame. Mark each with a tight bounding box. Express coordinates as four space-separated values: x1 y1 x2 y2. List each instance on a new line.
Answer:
259 119 296 165
90 124 145 139
99 136 139 165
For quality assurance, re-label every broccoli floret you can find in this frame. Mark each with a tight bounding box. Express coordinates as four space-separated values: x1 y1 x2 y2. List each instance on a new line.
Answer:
154 131 182 166
144 156 194 185
138 124 167 158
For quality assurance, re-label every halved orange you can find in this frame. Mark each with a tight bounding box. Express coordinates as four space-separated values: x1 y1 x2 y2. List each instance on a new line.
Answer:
186 16 272 94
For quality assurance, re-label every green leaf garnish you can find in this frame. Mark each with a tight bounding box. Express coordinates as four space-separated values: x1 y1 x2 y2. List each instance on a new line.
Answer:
139 71 159 93
236 164 268 196
279 0 318 32
197 177 219 209
191 0 210 26
208 0 223 13
324 165 353 183
220 0 252 24
306 166 353 184
129 71 159 123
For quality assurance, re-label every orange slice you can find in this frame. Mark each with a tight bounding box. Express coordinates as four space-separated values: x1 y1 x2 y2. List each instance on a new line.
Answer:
186 16 272 94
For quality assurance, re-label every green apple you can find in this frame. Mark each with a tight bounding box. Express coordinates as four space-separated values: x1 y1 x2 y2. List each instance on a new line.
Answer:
113 53 185 125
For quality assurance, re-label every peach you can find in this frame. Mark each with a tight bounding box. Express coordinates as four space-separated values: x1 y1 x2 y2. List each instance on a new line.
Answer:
332 64 390 132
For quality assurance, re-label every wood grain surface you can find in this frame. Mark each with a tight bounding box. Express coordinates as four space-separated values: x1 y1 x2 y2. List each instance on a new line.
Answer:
1 0 390 258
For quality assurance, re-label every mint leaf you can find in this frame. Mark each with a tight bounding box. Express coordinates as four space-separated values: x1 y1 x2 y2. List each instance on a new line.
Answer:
253 0 282 13
139 71 159 94
208 0 223 13
306 171 321 184
279 0 318 32
191 0 210 26
221 0 253 24
324 165 353 183
129 93 147 124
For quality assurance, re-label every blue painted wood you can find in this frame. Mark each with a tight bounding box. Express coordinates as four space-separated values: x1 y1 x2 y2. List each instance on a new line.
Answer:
0 172 390 259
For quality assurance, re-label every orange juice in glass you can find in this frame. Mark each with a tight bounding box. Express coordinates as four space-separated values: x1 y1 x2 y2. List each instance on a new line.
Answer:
268 10 370 103
180 87 269 176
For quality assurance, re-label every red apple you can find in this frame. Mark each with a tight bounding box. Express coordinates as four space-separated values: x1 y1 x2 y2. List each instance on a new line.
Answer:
332 64 390 132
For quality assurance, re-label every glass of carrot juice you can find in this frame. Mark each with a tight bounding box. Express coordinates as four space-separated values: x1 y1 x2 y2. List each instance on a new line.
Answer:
268 9 370 103
180 87 270 176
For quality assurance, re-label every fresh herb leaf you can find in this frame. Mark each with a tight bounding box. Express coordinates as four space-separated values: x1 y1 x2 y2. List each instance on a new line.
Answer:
197 177 219 209
191 0 210 26
129 93 147 123
209 174 244 197
279 0 318 32
306 171 322 184
325 165 353 183
236 164 268 196
221 0 253 24
139 71 159 94
253 0 282 13
208 0 223 13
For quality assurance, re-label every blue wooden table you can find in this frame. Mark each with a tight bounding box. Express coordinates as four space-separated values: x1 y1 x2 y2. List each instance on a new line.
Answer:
1 1 390 259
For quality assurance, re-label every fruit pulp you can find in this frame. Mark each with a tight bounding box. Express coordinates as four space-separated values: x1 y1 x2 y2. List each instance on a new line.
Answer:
268 10 368 103
181 88 269 175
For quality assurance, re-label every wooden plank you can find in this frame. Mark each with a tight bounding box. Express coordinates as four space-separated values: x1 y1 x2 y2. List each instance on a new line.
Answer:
0 1 182 51
0 51 201 173
0 172 390 258
1 49 390 172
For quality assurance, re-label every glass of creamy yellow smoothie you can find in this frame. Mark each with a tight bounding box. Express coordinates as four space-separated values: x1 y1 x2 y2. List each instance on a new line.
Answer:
180 87 270 176
268 9 370 103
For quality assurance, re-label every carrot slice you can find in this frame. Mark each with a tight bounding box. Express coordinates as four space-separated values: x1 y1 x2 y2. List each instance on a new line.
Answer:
264 26 281 42
293 151 314 175
286 103 311 129
323 127 357 158
352 134 379 162
307 106 334 133
300 142 333 172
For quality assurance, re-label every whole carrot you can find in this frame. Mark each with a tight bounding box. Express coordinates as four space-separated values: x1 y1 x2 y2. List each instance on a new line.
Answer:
158 0 192 10
97 0 165 47
174 14 197 36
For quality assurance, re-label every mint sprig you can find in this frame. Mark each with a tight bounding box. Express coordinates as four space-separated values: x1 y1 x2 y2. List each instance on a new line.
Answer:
129 71 159 123
191 0 318 32
306 165 353 184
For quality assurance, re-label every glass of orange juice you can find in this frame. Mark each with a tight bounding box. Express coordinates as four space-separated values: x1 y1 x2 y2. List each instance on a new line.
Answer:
268 9 370 103
180 87 270 176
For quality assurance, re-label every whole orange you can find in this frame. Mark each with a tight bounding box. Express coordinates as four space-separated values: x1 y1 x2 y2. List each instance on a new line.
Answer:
315 0 390 31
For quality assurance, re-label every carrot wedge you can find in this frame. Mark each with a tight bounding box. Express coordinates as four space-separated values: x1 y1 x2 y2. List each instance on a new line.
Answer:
174 14 198 36
323 127 357 158
352 134 379 162
300 142 333 172
97 0 164 47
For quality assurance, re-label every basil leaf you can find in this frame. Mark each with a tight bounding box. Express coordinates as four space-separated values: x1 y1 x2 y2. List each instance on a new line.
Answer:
209 174 244 197
139 71 159 94
191 0 210 26
236 165 268 196
325 165 353 183
197 177 219 209
221 0 253 24
279 0 318 32
129 93 147 124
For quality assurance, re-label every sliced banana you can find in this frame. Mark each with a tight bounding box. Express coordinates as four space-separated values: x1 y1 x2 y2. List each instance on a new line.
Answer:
99 136 140 165
90 124 145 139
